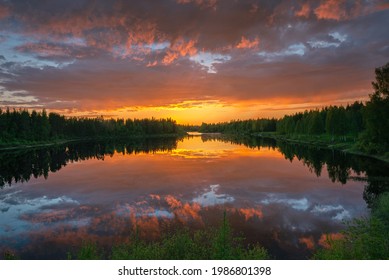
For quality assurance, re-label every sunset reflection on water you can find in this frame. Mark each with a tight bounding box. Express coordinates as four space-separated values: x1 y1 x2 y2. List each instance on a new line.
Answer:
0 136 373 259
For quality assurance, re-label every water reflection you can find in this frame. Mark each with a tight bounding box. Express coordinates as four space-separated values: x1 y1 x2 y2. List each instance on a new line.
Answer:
0 135 388 259
201 134 389 208
0 137 178 188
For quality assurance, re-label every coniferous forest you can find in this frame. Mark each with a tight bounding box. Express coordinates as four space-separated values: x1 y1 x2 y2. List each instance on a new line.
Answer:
198 62 389 157
0 111 180 146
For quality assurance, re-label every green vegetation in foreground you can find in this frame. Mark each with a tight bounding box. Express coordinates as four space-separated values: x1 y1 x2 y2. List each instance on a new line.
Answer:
72 213 268 260
314 192 389 260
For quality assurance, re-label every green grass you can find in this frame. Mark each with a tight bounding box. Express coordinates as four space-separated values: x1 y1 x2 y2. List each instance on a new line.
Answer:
314 192 389 260
72 213 269 260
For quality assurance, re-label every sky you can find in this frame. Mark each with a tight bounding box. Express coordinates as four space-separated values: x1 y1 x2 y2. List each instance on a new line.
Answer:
0 0 388 124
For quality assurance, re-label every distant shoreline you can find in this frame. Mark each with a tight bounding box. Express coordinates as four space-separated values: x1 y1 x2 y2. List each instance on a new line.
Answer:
250 132 389 164
1 132 388 164
0 134 184 152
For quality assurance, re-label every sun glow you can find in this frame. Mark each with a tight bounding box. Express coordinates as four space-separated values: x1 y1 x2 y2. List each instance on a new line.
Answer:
48 94 370 125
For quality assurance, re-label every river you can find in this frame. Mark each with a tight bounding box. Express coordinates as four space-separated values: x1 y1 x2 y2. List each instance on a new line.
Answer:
1 135 388 259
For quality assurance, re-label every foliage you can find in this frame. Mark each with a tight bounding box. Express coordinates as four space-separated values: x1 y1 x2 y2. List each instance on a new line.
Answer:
276 102 364 139
314 192 389 260
359 62 389 154
3 250 18 260
0 109 181 145
73 213 269 260
76 242 102 260
198 118 277 134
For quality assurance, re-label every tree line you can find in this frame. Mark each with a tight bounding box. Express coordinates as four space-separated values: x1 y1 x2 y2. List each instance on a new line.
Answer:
0 138 178 188
0 110 181 144
275 102 364 138
198 118 277 134
198 62 389 155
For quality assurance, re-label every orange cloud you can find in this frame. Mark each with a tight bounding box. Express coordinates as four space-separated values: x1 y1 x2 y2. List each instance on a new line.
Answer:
299 236 315 250
376 2 389 11
174 202 202 222
318 233 344 249
314 0 347 20
165 195 183 209
238 208 263 221
295 3 311 18
149 194 161 200
146 60 158 67
163 38 198 65
135 216 161 239
236 36 260 49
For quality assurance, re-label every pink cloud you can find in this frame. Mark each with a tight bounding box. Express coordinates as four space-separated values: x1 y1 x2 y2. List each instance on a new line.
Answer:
299 236 315 250
146 60 158 67
295 3 311 18
376 2 389 11
165 195 183 208
318 233 344 248
163 38 198 65
238 208 263 221
314 0 347 20
236 36 260 49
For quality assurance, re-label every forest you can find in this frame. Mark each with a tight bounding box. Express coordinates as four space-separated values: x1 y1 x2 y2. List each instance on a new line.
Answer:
0 110 180 145
199 62 389 156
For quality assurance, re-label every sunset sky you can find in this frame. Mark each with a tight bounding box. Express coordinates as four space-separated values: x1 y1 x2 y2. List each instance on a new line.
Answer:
0 0 388 124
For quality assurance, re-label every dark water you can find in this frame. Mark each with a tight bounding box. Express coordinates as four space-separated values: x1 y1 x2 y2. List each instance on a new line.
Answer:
1 135 388 259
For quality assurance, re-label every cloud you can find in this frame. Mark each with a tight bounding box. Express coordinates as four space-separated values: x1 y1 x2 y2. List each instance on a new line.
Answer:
299 236 315 250
15 41 102 60
295 3 311 18
261 195 309 211
192 184 235 206
162 38 198 65
237 208 263 221
313 0 379 21
0 192 79 235
258 43 306 61
190 52 231 73
318 232 343 248
0 0 388 119
236 36 260 49
311 204 351 221
314 0 348 20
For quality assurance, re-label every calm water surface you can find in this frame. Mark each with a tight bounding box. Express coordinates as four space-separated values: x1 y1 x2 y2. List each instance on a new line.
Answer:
1 135 388 259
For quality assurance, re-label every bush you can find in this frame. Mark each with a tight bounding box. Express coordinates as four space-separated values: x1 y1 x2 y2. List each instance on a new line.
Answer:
314 193 389 259
74 213 269 260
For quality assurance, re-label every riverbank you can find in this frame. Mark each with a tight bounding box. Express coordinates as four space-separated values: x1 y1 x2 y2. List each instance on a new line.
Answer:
0 133 185 152
249 132 389 164
314 192 389 259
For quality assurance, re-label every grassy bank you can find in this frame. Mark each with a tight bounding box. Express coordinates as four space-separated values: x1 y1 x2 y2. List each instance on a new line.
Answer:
314 192 389 259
